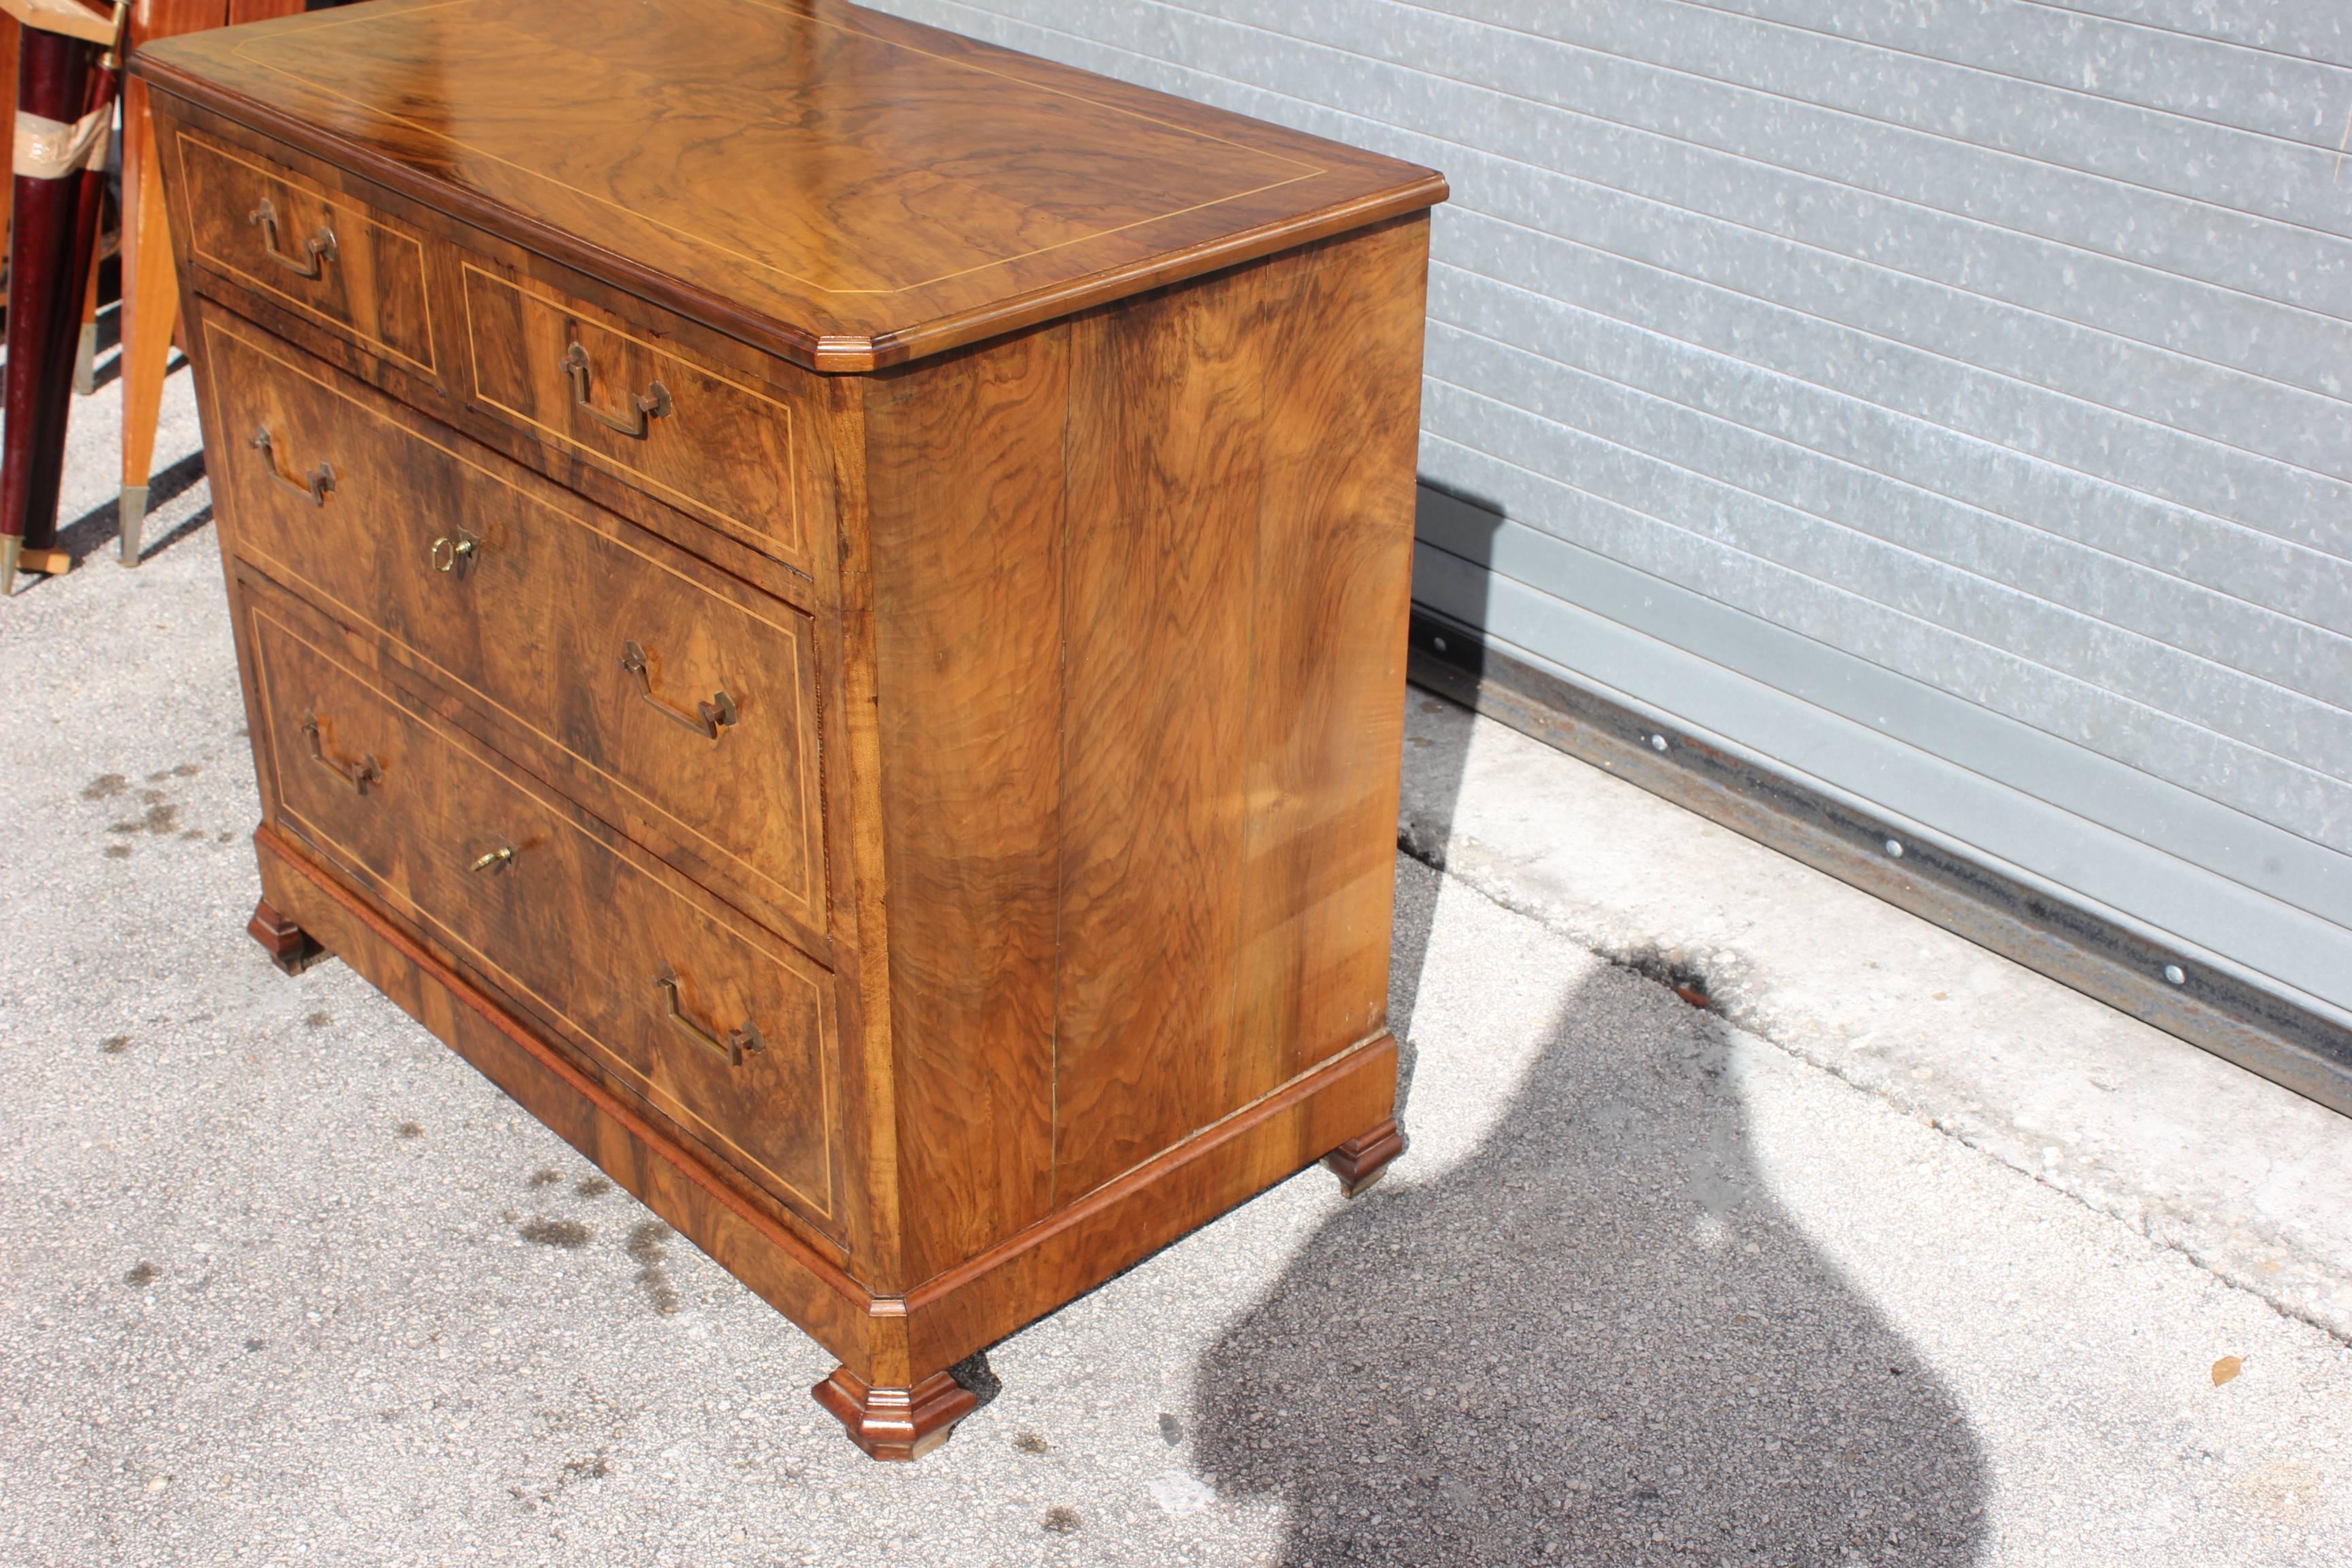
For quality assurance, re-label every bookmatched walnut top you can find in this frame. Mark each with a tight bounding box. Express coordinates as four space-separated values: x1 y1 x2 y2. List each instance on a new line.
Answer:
135 0 1448 369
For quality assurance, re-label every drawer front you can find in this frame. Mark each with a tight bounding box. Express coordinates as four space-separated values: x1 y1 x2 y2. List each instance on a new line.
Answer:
461 263 806 571
205 316 829 951
176 129 437 377
249 603 840 1226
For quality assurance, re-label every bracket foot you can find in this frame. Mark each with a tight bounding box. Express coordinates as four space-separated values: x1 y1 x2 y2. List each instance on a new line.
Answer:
1323 1115 1406 1198
248 898 327 976
812 1366 979 1461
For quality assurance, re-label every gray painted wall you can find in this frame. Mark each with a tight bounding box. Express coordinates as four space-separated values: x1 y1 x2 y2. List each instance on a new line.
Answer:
866 0 2352 1020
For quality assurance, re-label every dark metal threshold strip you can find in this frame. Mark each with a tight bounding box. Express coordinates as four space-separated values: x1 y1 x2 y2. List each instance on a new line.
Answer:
1405 606 2352 1120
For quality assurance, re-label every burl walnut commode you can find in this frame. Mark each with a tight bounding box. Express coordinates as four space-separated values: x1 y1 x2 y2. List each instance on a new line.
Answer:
138 0 1445 1458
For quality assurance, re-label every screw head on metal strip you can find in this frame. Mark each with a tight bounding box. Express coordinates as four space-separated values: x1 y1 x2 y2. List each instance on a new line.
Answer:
1884 838 1904 858
2164 964 2186 985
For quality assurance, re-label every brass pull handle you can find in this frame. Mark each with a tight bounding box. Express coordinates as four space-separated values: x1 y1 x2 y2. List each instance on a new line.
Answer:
300 714 381 795
468 845 517 875
431 532 479 575
248 198 338 279
654 975 763 1067
250 427 336 507
564 341 672 438
621 640 736 740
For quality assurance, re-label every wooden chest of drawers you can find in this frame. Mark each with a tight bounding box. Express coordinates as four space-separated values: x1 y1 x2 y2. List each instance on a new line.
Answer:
140 0 1443 1459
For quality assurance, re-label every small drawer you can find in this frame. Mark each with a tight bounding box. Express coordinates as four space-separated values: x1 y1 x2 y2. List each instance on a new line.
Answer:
249 602 840 1228
461 263 808 572
203 314 830 955
175 129 437 377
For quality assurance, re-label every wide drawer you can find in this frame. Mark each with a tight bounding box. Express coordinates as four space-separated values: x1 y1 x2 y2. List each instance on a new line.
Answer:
175 128 438 378
461 263 808 572
203 313 829 953
248 600 840 1228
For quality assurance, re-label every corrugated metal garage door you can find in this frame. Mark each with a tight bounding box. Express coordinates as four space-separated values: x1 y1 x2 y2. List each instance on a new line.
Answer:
869 0 2352 1031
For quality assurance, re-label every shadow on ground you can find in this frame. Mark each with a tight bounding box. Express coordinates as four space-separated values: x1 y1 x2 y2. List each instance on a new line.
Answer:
1188 691 1989 1567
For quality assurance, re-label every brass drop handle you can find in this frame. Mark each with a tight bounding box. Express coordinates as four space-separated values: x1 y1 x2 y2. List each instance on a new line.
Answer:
431 532 479 575
655 974 764 1067
564 341 672 438
468 845 517 875
250 426 336 507
300 714 381 795
248 197 338 279
621 640 736 739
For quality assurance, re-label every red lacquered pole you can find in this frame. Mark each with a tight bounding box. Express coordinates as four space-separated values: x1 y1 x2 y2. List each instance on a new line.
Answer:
33 56 120 538
0 22 103 594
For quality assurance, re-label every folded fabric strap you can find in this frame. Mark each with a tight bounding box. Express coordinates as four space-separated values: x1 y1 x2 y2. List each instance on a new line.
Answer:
13 104 112 181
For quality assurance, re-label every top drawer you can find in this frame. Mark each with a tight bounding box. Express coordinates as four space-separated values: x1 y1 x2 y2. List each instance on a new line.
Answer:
175 129 438 379
459 264 807 572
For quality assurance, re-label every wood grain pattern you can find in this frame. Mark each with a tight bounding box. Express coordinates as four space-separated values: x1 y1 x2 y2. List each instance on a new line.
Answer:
1049 270 1269 1206
133 0 1445 370
158 95 837 602
201 308 832 954
248 598 843 1231
862 328 1068 1288
118 72 180 539
461 262 806 572
1045 220 1426 1206
175 126 436 372
1228 217 1427 1091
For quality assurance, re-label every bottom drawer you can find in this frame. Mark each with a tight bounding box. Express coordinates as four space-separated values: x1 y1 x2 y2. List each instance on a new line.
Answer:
248 598 840 1228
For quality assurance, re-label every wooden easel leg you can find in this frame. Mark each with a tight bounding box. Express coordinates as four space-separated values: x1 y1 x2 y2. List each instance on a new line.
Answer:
118 76 175 566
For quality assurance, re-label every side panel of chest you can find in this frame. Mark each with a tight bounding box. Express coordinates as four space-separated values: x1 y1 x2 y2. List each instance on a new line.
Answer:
866 215 1430 1287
